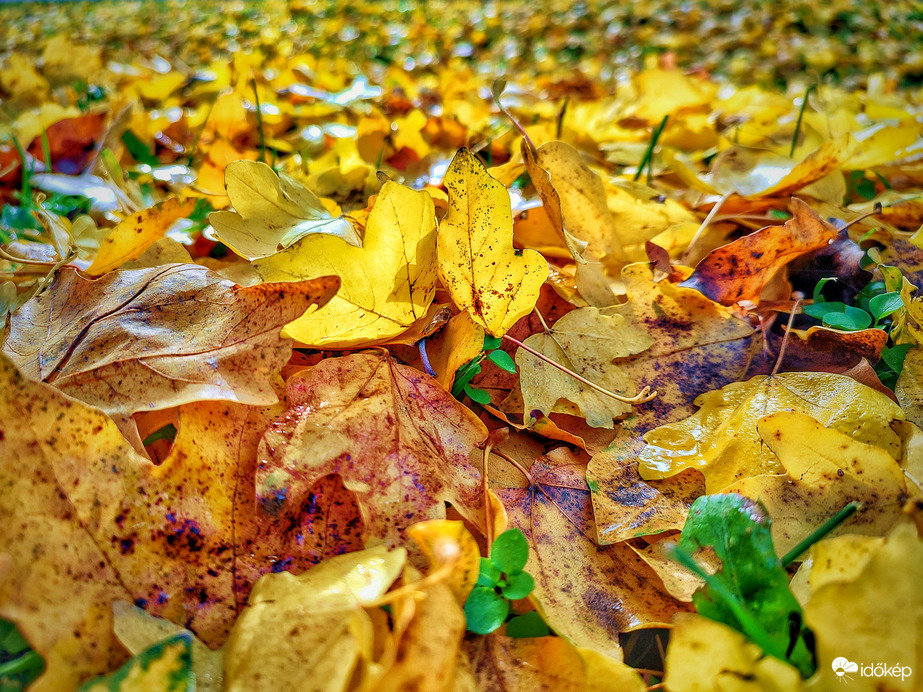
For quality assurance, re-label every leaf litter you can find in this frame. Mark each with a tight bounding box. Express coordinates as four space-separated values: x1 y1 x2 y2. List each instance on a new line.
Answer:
1 3 923 689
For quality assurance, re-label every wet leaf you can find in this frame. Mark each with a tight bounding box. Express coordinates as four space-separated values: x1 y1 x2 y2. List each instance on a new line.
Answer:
726 412 908 558
255 180 437 347
438 147 548 337
209 160 359 260
638 372 905 492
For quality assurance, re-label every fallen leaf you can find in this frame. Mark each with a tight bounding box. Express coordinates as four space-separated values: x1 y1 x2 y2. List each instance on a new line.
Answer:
803 521 923 691
223 545 406 692
209 160 359 260
638 371 905 492
726 412 908 558
85 198 198 276
523 140 607 261
680 198 838 305
255 180 437 347
662 615 804 692
515 306 654 428
256 352 487 547
438 147 548 337
464 635 646 692
493 449 690 659
405 520 481 603
2 264 339 419
77 633 194 692
28 111 107 175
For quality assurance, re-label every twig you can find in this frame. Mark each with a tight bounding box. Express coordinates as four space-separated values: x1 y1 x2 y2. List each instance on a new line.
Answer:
681 190 733 265
502 333 656 404
772 297 802 376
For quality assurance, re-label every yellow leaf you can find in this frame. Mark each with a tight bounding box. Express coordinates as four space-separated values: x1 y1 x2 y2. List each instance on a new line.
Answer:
223 546 406 692
423 312 485 390
629 68 716 123
638 372 905 493
209 160 359 260
255 181 437 347
438 147 548 337
725 412 907 558
406 520 481 603
515 307 654 428
663 616 804 692
86 199 198 276
804 522 923 690
464 635 646 691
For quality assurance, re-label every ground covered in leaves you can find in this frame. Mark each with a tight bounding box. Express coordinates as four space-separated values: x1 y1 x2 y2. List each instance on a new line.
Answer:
2 1 923 691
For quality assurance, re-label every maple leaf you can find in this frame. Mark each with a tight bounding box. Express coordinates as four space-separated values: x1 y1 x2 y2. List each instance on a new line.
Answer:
208 160 359 261
2 264 339 428
0 356 365 690
438 147 549 337
254 180 437 347
255 352 487 547
638 371 906 493
726 412 909 558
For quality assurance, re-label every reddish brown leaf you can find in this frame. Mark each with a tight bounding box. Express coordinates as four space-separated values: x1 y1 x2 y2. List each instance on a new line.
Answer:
680 198 838 305
256 352 488 546
27 112 107 175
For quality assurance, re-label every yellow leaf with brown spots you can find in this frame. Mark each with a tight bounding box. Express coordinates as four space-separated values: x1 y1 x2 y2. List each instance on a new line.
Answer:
438 148 548 337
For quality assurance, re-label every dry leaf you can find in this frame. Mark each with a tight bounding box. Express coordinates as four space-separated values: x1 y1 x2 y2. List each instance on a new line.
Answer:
680 199 838 305
86 198 198 276
256 352 487 547
515 307 654 428
2 264 339 418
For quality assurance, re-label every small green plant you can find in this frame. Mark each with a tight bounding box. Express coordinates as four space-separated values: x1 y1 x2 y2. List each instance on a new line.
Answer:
450 335 517 405
0 618 43 691
464 528 548 636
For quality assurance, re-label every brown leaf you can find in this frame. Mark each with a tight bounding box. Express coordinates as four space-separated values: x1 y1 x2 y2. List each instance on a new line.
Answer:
255 352 488 547
3 264 339 418
27 111 107 175
787 325 888 362
493 449 690 658
464 635 646 692
680 198 838 305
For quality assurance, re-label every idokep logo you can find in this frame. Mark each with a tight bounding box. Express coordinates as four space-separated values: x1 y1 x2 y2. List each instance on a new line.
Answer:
832 657 912 683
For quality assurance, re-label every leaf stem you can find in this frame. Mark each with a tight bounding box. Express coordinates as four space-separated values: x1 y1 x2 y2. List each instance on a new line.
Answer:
681 190 733 266
789 84 815 158
781 501 861 567
482 441 495 552
772 297 802 376
502 333 656 404
670 545 783 660
634 115 668 183
491 79 537 158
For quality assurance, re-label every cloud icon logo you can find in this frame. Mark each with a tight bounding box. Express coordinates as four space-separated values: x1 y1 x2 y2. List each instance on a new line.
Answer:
832 657 859 681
